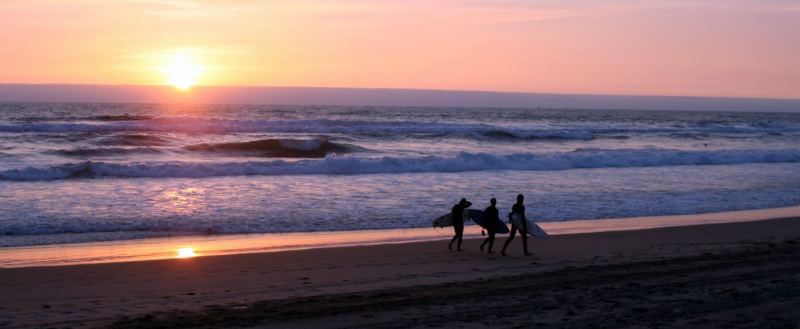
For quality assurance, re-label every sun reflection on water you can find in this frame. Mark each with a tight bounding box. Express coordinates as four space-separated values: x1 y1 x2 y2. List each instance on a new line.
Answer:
157 187 207 216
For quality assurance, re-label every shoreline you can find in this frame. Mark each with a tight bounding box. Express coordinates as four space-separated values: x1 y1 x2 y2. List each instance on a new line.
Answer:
2 205 800 268
1 215 798 328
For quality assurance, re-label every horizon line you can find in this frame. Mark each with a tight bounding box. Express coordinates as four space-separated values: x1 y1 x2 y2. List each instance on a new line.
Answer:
1 83 799 112
2 83 800 102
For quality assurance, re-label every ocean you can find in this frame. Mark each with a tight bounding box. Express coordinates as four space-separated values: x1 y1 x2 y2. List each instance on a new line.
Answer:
1 103 799 247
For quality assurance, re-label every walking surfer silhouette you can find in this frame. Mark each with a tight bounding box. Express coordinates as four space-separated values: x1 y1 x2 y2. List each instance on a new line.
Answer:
448 198 471 251
501 194 531 256
480 198 500 253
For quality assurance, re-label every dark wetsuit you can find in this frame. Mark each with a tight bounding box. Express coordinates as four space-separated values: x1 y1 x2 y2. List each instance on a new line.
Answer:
502 202 530 255
449 201 471 251
451 202 471 237
484 205 499 235
480 204 500 252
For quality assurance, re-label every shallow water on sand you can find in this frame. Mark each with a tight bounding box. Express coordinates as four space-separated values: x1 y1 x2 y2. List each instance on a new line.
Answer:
3 206 798 268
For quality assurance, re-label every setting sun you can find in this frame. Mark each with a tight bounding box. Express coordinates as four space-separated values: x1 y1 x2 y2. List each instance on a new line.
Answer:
164 54 203 90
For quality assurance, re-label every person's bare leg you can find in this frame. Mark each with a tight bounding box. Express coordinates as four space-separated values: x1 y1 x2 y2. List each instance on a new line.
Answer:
501 228 516 256
522 234 531 256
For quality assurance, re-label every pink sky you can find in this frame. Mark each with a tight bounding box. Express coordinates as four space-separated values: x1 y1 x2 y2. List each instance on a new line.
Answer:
1 0 799 99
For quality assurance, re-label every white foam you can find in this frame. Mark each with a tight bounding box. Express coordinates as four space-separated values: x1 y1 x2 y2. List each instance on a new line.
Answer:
2 148 800 181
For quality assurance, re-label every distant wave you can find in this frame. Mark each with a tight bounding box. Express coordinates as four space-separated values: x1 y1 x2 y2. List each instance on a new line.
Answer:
43 138 354 158
185 138 356 158
92 134 169 146
85 115 153 121
479 129 594 140
1 117 796 141
9 114 153 122
3 148 800 181
0 118 481 133
47 147 163 157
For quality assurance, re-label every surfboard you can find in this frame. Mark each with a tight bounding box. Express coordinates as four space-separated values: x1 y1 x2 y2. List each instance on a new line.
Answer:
432 213 454 228
433 209 483 227
510 213 547 237
467 209 510 234
432 208 474 228
432 209 510 234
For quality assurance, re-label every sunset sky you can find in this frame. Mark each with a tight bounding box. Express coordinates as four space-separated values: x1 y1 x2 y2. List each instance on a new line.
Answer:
1 0 799 99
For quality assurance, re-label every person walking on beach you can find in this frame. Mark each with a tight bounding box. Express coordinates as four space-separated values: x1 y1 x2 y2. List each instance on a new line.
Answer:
501 194 531 256
449 198 472 251
480 198 500 253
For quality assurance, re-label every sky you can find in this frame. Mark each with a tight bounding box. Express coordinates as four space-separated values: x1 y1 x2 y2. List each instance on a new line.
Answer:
1 0 799 99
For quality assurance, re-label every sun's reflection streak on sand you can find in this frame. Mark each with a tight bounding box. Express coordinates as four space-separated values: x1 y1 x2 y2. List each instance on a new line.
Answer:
176 247 196 258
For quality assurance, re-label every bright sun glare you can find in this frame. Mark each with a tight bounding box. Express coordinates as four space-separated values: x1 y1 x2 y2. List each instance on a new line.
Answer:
164 54 203 90
176 247 197 258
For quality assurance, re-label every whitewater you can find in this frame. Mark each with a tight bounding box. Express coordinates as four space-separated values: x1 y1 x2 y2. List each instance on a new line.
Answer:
1 103 799 247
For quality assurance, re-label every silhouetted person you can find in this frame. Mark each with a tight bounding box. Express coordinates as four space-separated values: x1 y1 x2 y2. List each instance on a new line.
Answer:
448 198 472 251
480 198 500 253
502 194 531 256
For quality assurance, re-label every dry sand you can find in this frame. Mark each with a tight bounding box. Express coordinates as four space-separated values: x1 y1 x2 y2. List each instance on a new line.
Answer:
1 217 799 328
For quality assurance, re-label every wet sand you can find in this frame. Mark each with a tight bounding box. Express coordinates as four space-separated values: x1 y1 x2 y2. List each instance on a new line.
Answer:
1 217 799 328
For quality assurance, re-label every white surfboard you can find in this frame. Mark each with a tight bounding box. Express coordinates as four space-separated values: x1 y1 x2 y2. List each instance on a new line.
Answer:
510 213 548 237
432 209 472 228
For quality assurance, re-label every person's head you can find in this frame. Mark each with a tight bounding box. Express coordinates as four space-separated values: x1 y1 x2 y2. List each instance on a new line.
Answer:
516 194 524 203
459 198 468 205
490 198 496 206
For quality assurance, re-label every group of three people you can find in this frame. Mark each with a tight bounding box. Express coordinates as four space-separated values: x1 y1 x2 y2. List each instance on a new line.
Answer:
448 194 531 256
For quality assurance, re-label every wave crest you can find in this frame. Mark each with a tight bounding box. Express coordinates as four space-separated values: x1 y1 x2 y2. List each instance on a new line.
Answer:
184 139 355 158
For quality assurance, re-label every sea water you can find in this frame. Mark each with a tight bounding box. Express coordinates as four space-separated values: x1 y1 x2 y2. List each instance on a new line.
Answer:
1 103 799 247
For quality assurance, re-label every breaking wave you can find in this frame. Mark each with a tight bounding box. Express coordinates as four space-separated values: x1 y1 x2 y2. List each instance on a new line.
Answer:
3 148 800 181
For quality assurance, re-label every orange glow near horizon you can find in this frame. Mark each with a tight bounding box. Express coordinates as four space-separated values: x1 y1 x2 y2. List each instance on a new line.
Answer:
0 1 799 99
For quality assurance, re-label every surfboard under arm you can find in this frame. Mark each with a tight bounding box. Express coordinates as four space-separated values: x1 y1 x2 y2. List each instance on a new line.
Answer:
510 213 548 237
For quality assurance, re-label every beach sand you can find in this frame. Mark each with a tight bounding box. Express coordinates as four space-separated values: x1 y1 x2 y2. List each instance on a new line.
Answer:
1 217 799 328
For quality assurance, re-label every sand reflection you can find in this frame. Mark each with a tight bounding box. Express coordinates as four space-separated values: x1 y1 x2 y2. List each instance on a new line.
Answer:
176 247 196 258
